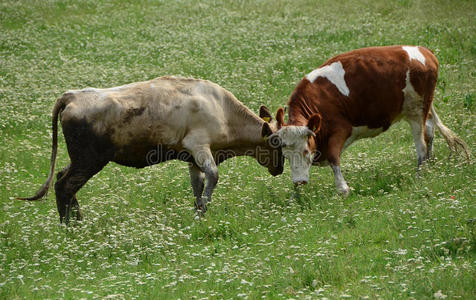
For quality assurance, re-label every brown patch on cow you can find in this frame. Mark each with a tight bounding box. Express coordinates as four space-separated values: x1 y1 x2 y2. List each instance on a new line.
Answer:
276 107 285 128
177 85 193 96
307 113 322 134
122 107 146 124
259 105 273 121
190 100 201 113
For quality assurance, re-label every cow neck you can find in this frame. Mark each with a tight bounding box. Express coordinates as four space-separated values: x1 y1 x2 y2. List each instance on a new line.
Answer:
287 91 328 156
287 93 321 126
223 96 267 155
228 118 266 153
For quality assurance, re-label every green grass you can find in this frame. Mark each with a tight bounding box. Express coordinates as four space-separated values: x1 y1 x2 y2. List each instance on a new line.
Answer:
1 0 475 298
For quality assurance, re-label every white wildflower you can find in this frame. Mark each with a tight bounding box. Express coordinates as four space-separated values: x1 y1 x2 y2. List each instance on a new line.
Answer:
433 290 447 299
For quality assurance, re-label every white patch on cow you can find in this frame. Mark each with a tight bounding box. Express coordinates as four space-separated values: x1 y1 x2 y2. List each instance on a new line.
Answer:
64 89 82 94
276 126 315 184
401 70 424 120
402 46 426 66
343 126 384 150
193 81 205 93
277 126 311 145
107 82 137 92
305 61 350 96
401 70 427 165
402 71 417 96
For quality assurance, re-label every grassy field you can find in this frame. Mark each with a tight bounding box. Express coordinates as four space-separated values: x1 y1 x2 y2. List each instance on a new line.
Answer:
1 0 475 298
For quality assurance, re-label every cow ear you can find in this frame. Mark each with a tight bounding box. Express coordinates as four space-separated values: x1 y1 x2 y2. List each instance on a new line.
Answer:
307 113 322 134
259 105 273 123
261 122 273 139
276 107 285 129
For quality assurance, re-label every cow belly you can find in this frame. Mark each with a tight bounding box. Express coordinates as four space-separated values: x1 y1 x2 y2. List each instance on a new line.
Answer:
343 126 384 150
112 144 192 168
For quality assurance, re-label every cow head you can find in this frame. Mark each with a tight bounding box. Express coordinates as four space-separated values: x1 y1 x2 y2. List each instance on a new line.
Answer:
258 105 284 176
270 107 322 185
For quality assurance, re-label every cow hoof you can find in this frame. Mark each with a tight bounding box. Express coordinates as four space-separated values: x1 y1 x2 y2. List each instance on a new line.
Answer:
194 213 201 220
194 209 206 220
194 200 207 215
337 185 350 197
71 207 82 221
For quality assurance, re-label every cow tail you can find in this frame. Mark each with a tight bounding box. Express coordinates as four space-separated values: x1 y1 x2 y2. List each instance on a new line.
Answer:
17 95 68 201
430 104 470 163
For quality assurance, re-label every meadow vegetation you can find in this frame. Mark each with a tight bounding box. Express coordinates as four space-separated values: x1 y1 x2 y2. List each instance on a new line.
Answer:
1 0 475 298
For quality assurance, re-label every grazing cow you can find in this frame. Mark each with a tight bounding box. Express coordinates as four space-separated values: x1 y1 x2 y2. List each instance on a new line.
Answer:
18 76 283 223
269 46 470 195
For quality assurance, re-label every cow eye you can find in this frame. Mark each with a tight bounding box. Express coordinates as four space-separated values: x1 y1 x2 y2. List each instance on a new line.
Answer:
303 150 309 155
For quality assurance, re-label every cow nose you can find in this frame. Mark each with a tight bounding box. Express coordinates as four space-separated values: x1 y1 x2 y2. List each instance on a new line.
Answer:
294 180 308 186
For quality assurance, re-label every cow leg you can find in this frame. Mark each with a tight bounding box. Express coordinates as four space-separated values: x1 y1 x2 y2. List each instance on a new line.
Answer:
424 116 435 159
188 163 205 210
187 146 218 213
408 118 428 169
201 157 218 212
56 164 81 221
55 161 107 224
327 129 351 196
331 164 349 196
423 78 437 161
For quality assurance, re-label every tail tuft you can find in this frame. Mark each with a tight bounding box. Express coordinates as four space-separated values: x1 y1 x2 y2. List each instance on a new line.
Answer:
431 105 470 163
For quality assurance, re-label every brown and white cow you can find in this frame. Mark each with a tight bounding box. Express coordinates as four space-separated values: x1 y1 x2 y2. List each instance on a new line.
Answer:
270 46 470 195
19 76 283 223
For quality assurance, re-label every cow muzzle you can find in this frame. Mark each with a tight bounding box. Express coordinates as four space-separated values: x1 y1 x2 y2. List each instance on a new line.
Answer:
290 164 311 187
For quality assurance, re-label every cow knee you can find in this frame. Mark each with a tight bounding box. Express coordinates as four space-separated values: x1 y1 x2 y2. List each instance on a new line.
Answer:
56 171 64 181
200 160 219 204
56 164 73 181
54 179 66 197
205 166 219 189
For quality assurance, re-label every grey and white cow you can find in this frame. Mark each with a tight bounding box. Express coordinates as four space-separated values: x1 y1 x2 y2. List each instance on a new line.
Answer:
19 76 283 223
